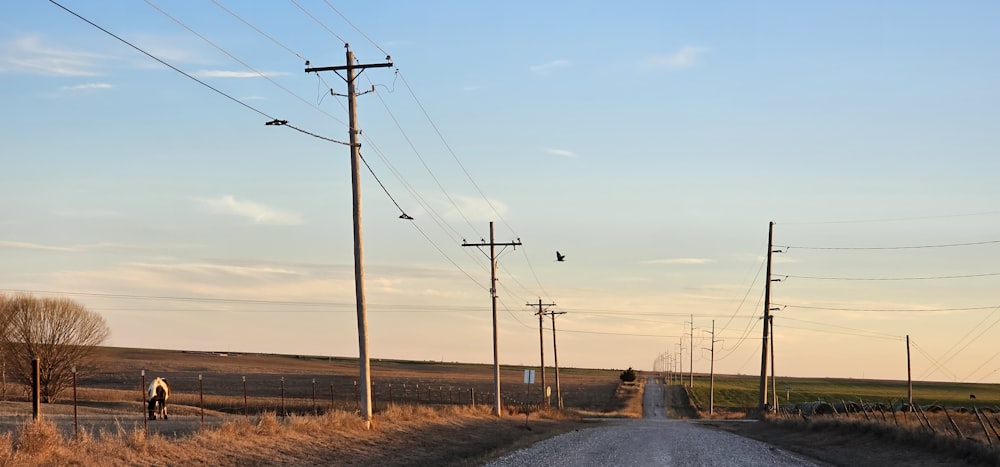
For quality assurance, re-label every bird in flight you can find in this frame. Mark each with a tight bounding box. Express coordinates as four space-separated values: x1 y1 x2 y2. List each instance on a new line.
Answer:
556 251 566 262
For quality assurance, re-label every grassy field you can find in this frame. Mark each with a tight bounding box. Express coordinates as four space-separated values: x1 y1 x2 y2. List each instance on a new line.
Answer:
683 373 1000 413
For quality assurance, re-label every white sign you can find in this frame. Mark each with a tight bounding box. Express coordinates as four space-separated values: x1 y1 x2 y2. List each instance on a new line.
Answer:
524 369 536 384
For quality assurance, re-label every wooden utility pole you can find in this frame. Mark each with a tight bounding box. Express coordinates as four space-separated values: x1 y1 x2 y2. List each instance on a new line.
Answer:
550 309 566 409
907 334 913 408
708 320 719 414
528 299 556 406
759 221 775 412
463 222 521 416
305 44 392 429
688 315 694 388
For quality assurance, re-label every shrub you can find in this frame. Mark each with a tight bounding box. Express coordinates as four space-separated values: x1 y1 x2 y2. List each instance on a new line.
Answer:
619 367 637 383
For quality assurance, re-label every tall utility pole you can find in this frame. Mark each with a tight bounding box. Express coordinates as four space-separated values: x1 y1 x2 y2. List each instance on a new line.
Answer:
305 45 392 429
528 299 556 406
758 221 775 412
463 222 521 416
550 309 566 409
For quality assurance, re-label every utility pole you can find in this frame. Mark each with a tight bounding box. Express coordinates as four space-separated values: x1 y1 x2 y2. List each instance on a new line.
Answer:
528 299 556 406
706 319 720 415
689 314 694 388
550 309 566 409
758 221 775 413
906 334 913 409
463 222 521 416
305 44 392 430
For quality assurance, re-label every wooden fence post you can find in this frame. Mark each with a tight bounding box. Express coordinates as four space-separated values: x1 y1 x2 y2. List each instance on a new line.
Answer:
242 376 248 419
199 374 204 426
72 365 78 440
141 369 146 432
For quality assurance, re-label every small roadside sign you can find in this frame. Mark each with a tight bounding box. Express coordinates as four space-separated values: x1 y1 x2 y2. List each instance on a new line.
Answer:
524 369 536 384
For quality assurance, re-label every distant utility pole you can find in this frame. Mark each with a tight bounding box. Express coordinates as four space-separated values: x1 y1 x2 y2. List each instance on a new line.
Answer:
305 44 392 430
550 309 566 409
906 334 913 408
688 314 694 388
528 299 556 407
463 222 521 416
706 319 721 414
759 221 775 413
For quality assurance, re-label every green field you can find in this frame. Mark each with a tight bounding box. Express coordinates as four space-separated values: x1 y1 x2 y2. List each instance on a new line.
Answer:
682 374 1000 410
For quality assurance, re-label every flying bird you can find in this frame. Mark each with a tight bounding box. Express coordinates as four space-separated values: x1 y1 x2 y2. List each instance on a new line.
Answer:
556 251 566 262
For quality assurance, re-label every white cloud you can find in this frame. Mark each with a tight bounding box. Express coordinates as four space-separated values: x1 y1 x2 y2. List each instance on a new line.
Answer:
194 70 290 78
643 258 716 265
0 240 79 252
58 83 113 92
196 195 303 225
438 194 508 224
643 46 708 70
0 35 108 76
530 59 571 74
546 148 577 158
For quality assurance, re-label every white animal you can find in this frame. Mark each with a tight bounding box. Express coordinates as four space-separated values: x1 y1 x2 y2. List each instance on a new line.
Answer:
147 377 170 420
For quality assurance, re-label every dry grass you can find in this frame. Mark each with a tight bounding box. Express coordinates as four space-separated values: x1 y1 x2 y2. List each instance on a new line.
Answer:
0 404 587 466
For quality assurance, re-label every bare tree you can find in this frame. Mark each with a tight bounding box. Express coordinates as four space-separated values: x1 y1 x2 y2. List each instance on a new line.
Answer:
0 293 110 402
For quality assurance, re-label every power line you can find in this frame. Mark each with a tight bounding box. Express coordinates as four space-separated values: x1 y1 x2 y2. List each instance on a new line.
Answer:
49 0 347 146
144 0 350 128
774 303 1000 313
209 0 310 64
777 239 1000 250
782 272 1000 281
288 0 348 44
321 0 391 59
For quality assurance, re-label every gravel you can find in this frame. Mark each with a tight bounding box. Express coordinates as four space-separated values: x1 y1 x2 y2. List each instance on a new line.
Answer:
484 378 820 467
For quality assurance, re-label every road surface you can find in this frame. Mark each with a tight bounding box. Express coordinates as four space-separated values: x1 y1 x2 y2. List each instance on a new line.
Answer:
485 377 819 467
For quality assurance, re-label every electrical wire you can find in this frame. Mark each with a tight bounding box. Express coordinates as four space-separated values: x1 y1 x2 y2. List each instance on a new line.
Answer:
143 0 349 128
288 0 348 44
782 272 1000 281
773 303 1000 313
321 0 391 59
48 0 347 146
209 0 310 64
776 239 1000 250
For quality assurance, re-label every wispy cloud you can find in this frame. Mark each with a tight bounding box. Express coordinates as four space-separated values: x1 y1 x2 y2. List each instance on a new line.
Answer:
530 59 571 75
0 240 79 252
436 194 508 223
0 35 108 76
194 70 290 79
546 148 577 158
642 46 708 70
58 83 113 92
643 258 716 265
196 195 303 225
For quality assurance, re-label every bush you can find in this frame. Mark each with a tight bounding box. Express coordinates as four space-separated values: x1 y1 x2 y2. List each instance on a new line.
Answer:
619 367 637 383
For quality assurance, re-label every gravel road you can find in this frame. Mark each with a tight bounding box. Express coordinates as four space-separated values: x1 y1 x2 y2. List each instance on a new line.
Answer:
485 378 820 467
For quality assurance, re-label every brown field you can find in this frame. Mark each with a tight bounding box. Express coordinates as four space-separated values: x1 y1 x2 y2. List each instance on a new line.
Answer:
0 347 635 465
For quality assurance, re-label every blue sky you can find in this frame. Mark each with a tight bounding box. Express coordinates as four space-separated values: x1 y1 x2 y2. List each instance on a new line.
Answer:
2 1 1000 386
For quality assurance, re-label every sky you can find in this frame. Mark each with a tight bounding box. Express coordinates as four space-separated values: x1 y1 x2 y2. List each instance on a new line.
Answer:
2 1 1000 387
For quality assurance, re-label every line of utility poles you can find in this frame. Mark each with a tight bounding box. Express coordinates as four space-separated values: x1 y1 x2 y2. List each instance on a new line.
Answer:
687 314 694 388
463 222 521 416
304 44 392 430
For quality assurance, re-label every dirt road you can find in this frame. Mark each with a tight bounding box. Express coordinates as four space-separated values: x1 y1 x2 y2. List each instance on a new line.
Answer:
485 377 819 466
